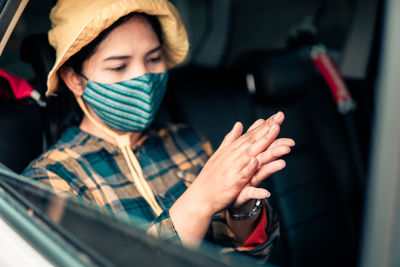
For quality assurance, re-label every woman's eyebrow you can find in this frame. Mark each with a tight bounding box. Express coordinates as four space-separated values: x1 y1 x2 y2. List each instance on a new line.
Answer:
103 46 161 61
103 55 131 62
147 45 161 55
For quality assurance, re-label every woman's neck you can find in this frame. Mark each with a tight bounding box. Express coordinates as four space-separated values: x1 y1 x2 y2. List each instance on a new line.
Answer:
79 113 142 148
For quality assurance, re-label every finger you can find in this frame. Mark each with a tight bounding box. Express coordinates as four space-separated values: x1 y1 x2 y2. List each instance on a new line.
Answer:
250 159 286 186
244 186 271 199
227 113 284 169
218 122 243 150
269 138 296 149
247 119 265 132
273 111 285 126
248 112 283 134
263 112 284 128
257 142 294 165
235 186 271 205
257 146 291 166
233 111 283 149
236 122 281 161
245 111 285 146
260 138 295 155
238 157 259 182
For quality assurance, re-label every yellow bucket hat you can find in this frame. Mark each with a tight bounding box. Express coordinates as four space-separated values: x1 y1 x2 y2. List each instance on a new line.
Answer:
46 0 189 96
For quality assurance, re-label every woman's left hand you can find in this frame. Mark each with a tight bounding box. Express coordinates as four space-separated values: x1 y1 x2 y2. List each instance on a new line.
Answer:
226 113 295 212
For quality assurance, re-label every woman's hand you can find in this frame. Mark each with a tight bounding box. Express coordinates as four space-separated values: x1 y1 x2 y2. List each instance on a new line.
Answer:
224 113 293 244
169 112 292 246
188 112 288 216
229 113 295 211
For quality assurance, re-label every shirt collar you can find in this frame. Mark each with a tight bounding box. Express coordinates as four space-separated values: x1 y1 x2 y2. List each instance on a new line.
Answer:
61 126 161 155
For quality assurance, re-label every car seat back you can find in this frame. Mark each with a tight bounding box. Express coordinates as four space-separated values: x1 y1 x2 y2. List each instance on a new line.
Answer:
167 48 360 267
0 78 44 173
234 49 359 267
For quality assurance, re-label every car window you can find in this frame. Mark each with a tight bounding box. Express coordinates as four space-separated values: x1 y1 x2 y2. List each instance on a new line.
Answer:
0 164 266 266
0 214 53 266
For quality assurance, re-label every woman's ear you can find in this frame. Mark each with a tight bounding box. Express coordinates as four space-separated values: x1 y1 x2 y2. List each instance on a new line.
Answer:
59 66 86 97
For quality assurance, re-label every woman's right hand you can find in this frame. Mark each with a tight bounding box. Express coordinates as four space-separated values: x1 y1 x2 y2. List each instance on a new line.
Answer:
189 112 284 216
170 112 285 246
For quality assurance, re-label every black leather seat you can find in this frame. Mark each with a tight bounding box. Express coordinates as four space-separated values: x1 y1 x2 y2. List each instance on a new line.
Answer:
0 98 44 173
0 34 54 173
167 49 360 267
244 50 358 266
166 65 255 148
20 34 56 97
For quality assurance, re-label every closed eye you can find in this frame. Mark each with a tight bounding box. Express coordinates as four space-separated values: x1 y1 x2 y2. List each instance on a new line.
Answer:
148 56 162 63
108 64 127 71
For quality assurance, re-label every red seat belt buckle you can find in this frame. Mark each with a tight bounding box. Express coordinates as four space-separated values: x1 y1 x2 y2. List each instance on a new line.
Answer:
311 44 356 114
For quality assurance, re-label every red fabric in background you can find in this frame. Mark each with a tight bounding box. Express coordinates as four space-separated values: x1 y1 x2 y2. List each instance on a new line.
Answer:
0 68 34 100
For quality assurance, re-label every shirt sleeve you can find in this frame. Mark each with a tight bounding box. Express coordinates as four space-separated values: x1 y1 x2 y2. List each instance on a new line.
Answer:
243 202 268 248
195 129 280 261
208 200 279 262
24 163 181 244
22 165 77 194
146 210 181 244
145 201 278 263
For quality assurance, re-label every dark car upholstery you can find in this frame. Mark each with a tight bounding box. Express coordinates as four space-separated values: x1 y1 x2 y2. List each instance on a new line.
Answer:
167 49 360 267
233 50 360 267
0 98 43 173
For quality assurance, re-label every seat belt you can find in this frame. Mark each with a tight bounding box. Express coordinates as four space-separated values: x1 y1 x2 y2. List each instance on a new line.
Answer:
0 68 46 107
311 44 364 187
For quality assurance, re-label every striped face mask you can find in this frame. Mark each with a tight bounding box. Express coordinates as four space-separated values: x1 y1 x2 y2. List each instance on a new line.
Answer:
82 72 168 132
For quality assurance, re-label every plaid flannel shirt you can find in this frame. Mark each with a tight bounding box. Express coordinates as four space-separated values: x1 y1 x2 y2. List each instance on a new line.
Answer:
23 124 279 261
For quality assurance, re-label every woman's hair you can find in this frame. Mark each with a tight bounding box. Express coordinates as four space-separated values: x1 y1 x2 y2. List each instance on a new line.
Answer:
46 13 163 145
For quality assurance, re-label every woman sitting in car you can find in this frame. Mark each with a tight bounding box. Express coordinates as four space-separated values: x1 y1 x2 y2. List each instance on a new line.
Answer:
23 0 294 261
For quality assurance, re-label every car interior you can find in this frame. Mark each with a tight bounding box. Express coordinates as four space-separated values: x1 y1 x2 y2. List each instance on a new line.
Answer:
0 0 382 266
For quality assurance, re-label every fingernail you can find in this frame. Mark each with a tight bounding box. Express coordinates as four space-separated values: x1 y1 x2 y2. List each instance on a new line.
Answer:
266 191 271 198
274 112 282 121
250 157 258 165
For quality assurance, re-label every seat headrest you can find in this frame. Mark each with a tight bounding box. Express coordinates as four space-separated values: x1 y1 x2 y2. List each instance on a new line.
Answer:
234 48 318 105
20 34 56 95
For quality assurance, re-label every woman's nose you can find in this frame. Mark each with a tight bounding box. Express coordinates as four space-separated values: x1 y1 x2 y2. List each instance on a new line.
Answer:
131 62 149 78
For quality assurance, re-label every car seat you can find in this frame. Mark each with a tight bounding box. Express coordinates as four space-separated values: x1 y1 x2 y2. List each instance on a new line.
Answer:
167 48 361 267
0 33 55 173
237 49 361 267
0 79 44 173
